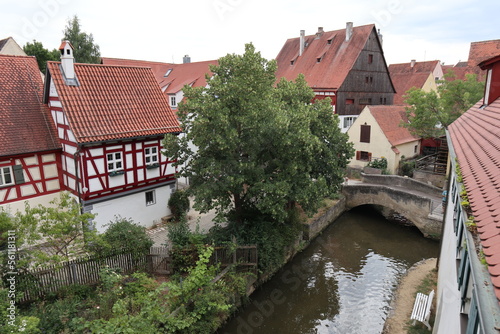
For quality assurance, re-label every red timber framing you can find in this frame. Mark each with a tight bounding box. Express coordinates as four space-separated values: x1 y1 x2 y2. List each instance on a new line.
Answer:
77 138 176 202
0 151 63 205
47 97 176 202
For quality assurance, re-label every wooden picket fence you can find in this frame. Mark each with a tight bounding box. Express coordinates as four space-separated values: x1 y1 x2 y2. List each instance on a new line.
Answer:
14 249 148 304
12 245 257 304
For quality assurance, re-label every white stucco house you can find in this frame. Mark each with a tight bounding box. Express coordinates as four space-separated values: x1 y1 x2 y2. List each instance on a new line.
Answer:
347 105 420 174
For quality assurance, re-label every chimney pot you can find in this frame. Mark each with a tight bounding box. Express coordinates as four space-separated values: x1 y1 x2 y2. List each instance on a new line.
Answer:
59 40 76 84
183 55 191 64
315 27 324 39
346 22 353 41
299 30 305 56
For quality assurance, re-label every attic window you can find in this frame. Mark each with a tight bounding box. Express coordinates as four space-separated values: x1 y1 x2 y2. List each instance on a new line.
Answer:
291 59 295 65
346 99 354 105
317 57 322 63
327 39 333 45
368 54 373 64
164 68 172 77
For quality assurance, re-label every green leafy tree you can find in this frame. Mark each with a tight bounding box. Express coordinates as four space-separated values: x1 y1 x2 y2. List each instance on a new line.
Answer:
62 15 101 63
22 40 59 73
403 72 484 138
14 192 97 267
163 43 353 224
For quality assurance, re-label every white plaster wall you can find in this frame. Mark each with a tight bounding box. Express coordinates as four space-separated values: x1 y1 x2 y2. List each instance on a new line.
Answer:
0 192 60 215
88 185 175 232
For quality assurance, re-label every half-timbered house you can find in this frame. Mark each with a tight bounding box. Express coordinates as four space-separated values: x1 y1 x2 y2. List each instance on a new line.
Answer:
0 55 62 213
275 23 395 132
44 41 181 231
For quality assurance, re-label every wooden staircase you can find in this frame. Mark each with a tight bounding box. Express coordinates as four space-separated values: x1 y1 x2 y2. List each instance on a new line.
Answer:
434 137 448 175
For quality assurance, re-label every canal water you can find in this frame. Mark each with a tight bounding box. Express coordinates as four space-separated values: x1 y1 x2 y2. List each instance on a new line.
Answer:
218 205 439 334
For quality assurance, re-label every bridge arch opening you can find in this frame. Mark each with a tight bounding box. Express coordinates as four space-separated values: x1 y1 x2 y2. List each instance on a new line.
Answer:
347 204 425 236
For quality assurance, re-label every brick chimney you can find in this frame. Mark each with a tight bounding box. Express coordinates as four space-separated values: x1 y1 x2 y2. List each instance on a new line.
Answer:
346 22 353 41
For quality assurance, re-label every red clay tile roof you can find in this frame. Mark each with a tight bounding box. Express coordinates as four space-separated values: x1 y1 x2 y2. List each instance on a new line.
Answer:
101 57 175 87
388 60 440 75
468 40 500 68
368 105 420 146
0 55 60 157
390 72 433 104
101 57 217 94
46 61 181 143
275 24 376 89
448 98 500 301
161 60 217 94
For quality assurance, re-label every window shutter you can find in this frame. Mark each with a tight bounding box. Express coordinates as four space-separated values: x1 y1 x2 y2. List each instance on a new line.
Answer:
13 165 25 184
360 125 371 143
356 151 361 160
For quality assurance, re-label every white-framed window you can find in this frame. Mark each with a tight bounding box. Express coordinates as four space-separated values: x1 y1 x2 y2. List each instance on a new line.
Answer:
107 152 123 172
145 147 158 165
0 166 13 186
145 190 156 206
170 96 177 107
343 116 356 129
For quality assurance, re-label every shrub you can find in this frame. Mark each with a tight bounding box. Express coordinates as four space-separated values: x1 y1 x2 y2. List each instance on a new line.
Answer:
400 159 416 177
92 216 153 254
168 190 190 221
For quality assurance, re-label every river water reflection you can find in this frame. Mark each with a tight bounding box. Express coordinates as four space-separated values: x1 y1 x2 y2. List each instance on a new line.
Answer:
218 206 439 334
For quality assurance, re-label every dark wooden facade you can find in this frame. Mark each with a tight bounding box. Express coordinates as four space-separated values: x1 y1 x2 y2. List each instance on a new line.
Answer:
336 29 395 116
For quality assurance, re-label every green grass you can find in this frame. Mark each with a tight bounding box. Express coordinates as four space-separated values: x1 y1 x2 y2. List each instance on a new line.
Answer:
406 268 437 334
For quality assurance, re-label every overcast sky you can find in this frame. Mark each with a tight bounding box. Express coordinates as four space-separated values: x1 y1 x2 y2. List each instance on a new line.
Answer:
2 0 499 66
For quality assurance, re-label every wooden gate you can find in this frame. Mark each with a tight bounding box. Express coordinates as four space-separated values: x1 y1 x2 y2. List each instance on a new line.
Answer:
147 247 171 275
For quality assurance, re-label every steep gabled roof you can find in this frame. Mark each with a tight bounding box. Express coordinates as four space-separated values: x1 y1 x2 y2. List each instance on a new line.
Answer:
448 98 500 301
46 61 181 143
101 57 217 94
101 57 176 87
390 72 434 104
388 60 440 75
468 40 500 67
0 55 60 157
161 60 217 94
275 24 376 89
369 105 420 146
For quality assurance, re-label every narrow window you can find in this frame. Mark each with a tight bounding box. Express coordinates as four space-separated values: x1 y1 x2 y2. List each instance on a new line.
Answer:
0 166 14 186
170 96 177 107
360 124 371 143
145 147 158 165
145 190 156 206
107 152 123 172
368 54 373 64
414 145 418 153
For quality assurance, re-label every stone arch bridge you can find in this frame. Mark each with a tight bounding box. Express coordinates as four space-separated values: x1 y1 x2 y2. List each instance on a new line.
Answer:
341 174 444 238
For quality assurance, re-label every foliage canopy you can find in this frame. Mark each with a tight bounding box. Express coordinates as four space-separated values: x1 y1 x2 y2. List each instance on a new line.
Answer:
163 43 353 224
23 40 59 73
402 71 484 138
62 15 101 64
